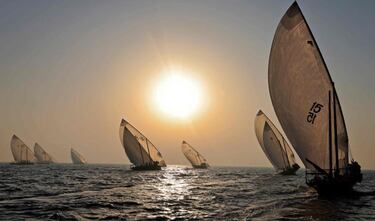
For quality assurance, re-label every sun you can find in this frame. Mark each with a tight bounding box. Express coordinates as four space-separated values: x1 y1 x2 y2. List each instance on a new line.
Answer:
153 67 203 120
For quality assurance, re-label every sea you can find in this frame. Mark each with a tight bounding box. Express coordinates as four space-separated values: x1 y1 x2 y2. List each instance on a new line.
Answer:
0 164 374 221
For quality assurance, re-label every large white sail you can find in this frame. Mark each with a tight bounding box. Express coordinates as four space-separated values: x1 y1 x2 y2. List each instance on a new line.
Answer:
254 110 297 171
71 148 86 164
268 2 348 173
181 141 209 168
34 143 54 163
10 135 36 163
119 119 166 167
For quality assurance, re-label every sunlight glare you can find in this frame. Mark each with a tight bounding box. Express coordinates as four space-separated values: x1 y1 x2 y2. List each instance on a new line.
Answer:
153 67 203 119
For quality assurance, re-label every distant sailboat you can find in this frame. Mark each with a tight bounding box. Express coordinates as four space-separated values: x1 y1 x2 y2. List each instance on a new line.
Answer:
34 143 54 164
268 2 362 194
10 135 36 164
181 141 209 169
254 110 299 175
119 119 166 170
71 148 86 164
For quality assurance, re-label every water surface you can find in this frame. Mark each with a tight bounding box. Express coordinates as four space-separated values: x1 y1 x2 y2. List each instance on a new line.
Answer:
0 164 374 220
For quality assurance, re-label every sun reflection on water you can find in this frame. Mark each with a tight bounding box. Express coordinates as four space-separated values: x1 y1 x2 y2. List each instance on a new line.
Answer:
156 166 192 201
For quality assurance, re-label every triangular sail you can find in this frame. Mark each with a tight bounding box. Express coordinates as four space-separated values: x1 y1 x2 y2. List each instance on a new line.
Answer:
268 2 348 173
119 119 166 167
10 135 36 163
254 110 297 171
71 148 86 164
34 143 54 163
181 141 208 167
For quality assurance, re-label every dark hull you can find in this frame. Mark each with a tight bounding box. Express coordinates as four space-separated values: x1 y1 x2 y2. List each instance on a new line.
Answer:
36 161 53 164
307 178 357 195
306 161 362 196
131 164 161 171
279 163 300 175
192 163 209 169
10 161 34 165
279 168 298 175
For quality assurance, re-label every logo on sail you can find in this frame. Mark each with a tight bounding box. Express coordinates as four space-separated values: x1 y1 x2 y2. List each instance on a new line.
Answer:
307 102 323 124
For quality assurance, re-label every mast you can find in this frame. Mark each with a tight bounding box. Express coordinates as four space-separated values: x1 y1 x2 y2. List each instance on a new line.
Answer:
138 142 145 165
195 153 200 165
328 90 333 177
297 2 348 173
282 138 291 168
333 85 339 176
266 121 288 169
278 138 288 169
145 139 151 159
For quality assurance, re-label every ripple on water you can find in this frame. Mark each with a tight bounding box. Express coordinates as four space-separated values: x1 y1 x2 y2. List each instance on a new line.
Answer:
0 164 374 220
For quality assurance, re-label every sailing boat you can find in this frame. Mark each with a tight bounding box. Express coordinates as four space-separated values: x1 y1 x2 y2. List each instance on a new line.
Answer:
71 148 86 164
181 141 209 169
10 135 36 164
254 110 299 175
34 143 54 164
268 2 362 194
119 119 166 170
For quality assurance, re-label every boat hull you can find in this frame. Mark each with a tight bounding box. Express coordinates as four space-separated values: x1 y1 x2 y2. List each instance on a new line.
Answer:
307 177 357 195
10 161 34 165
72 162 85 165
279 163 300 175
192 163 209 169
131 164 161 171
306 161 362 195
36 161 53 164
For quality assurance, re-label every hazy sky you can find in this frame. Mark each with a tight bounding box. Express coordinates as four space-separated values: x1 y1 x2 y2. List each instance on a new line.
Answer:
1 0 375 168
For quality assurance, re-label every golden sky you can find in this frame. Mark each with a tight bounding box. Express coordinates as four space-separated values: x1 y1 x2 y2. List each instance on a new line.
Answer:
1 1 375 168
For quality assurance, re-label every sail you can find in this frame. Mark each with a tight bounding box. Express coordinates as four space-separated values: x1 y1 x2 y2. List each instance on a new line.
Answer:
71 148 86 164
268 2 348 173
181 141 208 167
119 119 166 167
10 135 36 163
254 110 297 171
34 143 54 163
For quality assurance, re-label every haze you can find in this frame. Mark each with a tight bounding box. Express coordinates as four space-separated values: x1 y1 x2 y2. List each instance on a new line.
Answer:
1 0 375 169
